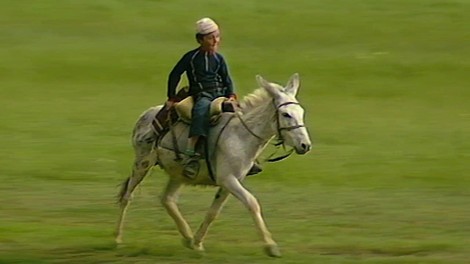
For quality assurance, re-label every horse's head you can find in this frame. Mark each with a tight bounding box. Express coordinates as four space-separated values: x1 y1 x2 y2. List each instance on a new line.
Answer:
256 73 312 154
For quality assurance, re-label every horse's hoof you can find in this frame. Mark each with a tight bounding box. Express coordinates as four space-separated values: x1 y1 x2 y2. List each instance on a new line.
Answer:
264 244 282 257
181 238 195 249
114 239 125 249
193 243 205 252
182 238 205 252
115 243 125 249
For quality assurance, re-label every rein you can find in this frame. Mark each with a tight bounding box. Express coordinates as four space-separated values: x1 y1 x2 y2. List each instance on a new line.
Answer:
235 111 266 141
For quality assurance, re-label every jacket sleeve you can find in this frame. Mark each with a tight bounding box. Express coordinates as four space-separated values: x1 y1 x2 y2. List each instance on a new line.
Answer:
167 52 190 100
218 55 235 97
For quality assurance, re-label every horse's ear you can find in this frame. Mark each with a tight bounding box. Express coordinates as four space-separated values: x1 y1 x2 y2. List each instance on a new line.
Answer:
285 73 300 96
257 74 280 98
256 75 268 88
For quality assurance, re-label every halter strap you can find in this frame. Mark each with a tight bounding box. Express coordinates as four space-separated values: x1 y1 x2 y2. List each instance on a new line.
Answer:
275 101 306 132
277 101 300 108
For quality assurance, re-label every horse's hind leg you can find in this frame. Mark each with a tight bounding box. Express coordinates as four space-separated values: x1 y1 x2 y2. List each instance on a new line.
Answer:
160 179 195 249
115 152 156 244
193 188 230 251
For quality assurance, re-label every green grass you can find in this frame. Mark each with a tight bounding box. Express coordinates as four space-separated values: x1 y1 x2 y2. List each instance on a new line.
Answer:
0 0 469 263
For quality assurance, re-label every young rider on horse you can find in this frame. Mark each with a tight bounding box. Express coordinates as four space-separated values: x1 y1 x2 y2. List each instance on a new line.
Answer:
165 17 261 177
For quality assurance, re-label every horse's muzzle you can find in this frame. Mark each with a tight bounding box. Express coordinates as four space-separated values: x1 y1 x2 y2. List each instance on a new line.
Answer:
295 143 311 154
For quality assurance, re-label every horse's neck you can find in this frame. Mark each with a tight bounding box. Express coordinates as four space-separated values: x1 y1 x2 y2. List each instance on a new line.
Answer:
212 100 276 169
239 100 276 146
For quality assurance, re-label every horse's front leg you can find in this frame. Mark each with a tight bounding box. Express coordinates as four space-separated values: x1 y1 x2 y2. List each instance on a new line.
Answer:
219 176 281 257
160 179 195 249
193 187 230 251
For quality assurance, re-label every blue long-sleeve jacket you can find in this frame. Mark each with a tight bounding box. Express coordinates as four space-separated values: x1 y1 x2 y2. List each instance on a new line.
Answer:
167 48 235 99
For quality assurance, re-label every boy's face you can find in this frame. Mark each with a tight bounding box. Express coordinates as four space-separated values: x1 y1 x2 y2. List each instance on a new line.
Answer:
199 30 220 53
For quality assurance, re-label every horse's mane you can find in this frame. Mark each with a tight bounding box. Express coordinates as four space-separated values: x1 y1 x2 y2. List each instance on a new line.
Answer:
239 88 271 111
238 87 275 125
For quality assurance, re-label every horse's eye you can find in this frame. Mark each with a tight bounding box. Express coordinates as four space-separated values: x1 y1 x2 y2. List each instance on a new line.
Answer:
282 113 292 118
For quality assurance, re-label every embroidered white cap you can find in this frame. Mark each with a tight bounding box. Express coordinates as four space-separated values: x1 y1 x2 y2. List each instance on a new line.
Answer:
196 17 219 35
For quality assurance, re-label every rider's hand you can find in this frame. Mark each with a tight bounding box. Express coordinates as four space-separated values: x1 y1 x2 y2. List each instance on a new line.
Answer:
227 94 237 101
226 94 239 109
165 99 176 108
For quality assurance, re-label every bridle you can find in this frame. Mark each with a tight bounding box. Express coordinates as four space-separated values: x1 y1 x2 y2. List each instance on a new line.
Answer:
234 99 306 162
275 101 305 142
236 99 306 143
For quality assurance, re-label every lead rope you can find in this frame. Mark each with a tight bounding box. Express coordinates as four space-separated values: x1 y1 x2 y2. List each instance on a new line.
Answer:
263 143 294 162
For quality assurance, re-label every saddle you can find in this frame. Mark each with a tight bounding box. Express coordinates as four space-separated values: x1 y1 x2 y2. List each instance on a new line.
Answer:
174 96 236 124
151 87 236 140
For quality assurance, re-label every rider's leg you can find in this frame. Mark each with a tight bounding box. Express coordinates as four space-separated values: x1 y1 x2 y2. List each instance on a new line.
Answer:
186 136 200 156
187 96 211 155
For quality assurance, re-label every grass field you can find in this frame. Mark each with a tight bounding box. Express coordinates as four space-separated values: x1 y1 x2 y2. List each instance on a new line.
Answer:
1 0 469 263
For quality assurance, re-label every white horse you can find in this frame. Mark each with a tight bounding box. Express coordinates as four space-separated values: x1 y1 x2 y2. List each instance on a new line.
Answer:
115 73 312 257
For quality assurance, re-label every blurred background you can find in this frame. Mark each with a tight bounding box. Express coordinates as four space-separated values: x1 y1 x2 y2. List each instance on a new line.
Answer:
0 0 468 263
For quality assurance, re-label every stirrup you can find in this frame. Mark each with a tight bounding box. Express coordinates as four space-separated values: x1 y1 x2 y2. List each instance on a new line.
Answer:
184 149 198 157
